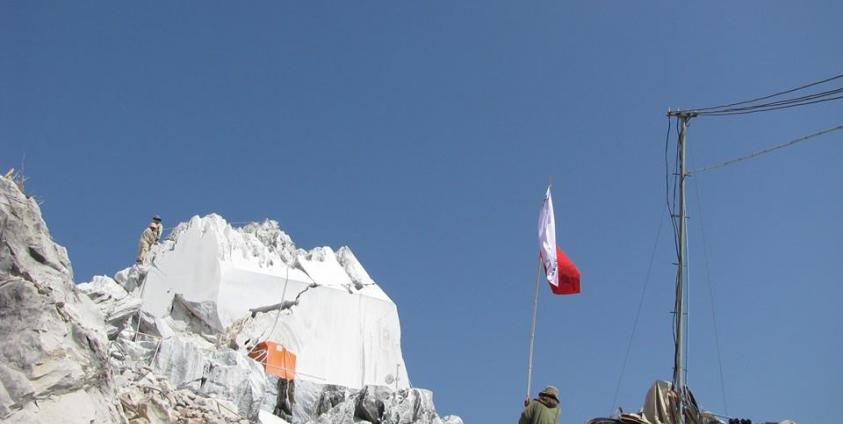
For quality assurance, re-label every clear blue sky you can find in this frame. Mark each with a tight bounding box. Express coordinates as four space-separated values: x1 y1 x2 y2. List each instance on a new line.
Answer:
2 2 841 423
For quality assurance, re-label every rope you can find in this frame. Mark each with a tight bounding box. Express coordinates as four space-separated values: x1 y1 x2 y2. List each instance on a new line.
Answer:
266 263 291 339
692 178 730 415
251 262 294 344
689 124 843 175
610 209 666 414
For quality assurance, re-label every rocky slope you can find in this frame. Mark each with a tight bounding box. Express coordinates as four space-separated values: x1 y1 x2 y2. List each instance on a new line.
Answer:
0 175 461 424
0 175 125 423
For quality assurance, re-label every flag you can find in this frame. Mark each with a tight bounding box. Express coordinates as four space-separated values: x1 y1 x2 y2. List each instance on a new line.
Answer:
538 187 558 284
551 245 581 295
538 186 581 295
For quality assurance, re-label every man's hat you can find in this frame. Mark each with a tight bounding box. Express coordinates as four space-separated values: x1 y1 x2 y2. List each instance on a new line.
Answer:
152 215 162 222
540 386 560 401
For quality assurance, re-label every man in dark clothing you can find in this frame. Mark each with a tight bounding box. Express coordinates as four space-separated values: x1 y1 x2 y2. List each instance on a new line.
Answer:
519 385 561 424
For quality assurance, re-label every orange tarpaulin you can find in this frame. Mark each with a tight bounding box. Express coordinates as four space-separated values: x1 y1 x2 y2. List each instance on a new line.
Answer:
248 341 296 380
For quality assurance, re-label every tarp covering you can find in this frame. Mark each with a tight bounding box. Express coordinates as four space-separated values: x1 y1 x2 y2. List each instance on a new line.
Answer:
638 381 720 424
248 341 297 380
642 380 678 424
588 381 722 424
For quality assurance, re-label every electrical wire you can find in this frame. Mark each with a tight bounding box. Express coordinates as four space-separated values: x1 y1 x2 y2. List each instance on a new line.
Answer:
669 117 683 353
726 86 843 109
657 74 843 415
700 86 843 113
689 124 843 174
697 91 843 116
670 73 843 117
665 117 681 260
689 72 843 112
668 116 689 390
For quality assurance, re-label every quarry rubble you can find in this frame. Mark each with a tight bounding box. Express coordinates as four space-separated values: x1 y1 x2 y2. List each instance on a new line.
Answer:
0 175 461 424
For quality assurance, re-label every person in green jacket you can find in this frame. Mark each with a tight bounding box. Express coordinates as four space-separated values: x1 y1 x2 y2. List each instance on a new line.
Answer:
519 385 561 424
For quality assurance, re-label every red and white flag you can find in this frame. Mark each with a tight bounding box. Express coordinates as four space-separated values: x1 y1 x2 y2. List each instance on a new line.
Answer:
538 186 581 295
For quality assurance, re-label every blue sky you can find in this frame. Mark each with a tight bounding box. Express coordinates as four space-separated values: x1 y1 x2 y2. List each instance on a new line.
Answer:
2 2 841 423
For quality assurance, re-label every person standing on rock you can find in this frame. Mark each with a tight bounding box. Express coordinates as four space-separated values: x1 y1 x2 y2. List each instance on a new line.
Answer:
136 215 163 264
519 386 561 424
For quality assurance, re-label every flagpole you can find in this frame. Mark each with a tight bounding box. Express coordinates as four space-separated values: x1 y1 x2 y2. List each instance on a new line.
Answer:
528 180 551 400
526 256 542 401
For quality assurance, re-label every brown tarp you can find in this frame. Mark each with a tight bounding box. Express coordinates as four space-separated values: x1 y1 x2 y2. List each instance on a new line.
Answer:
592 381 721 424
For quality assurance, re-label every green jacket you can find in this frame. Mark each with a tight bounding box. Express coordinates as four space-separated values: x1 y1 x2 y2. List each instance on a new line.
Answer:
519 396 560 424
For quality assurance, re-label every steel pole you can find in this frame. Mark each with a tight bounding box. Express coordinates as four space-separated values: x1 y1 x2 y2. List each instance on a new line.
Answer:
526 258 542 401
673 115 689 421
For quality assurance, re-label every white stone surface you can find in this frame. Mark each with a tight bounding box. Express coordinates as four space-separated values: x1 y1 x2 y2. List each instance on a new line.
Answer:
1 175 459 423
116 366 249 424
2 385 122 424
152 337 267 420
260 409 291 424
140 214 410 391
0 176 123 423
78 275 142 337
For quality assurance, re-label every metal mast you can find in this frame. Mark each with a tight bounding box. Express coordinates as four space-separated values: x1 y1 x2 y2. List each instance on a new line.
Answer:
526 258 541 400
670 111 694 421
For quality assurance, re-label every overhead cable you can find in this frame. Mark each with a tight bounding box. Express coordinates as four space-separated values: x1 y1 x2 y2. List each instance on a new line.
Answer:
669 72 843 117
697 90 843 116
689 124 843 174
690 72 843 112
665 117 681 259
